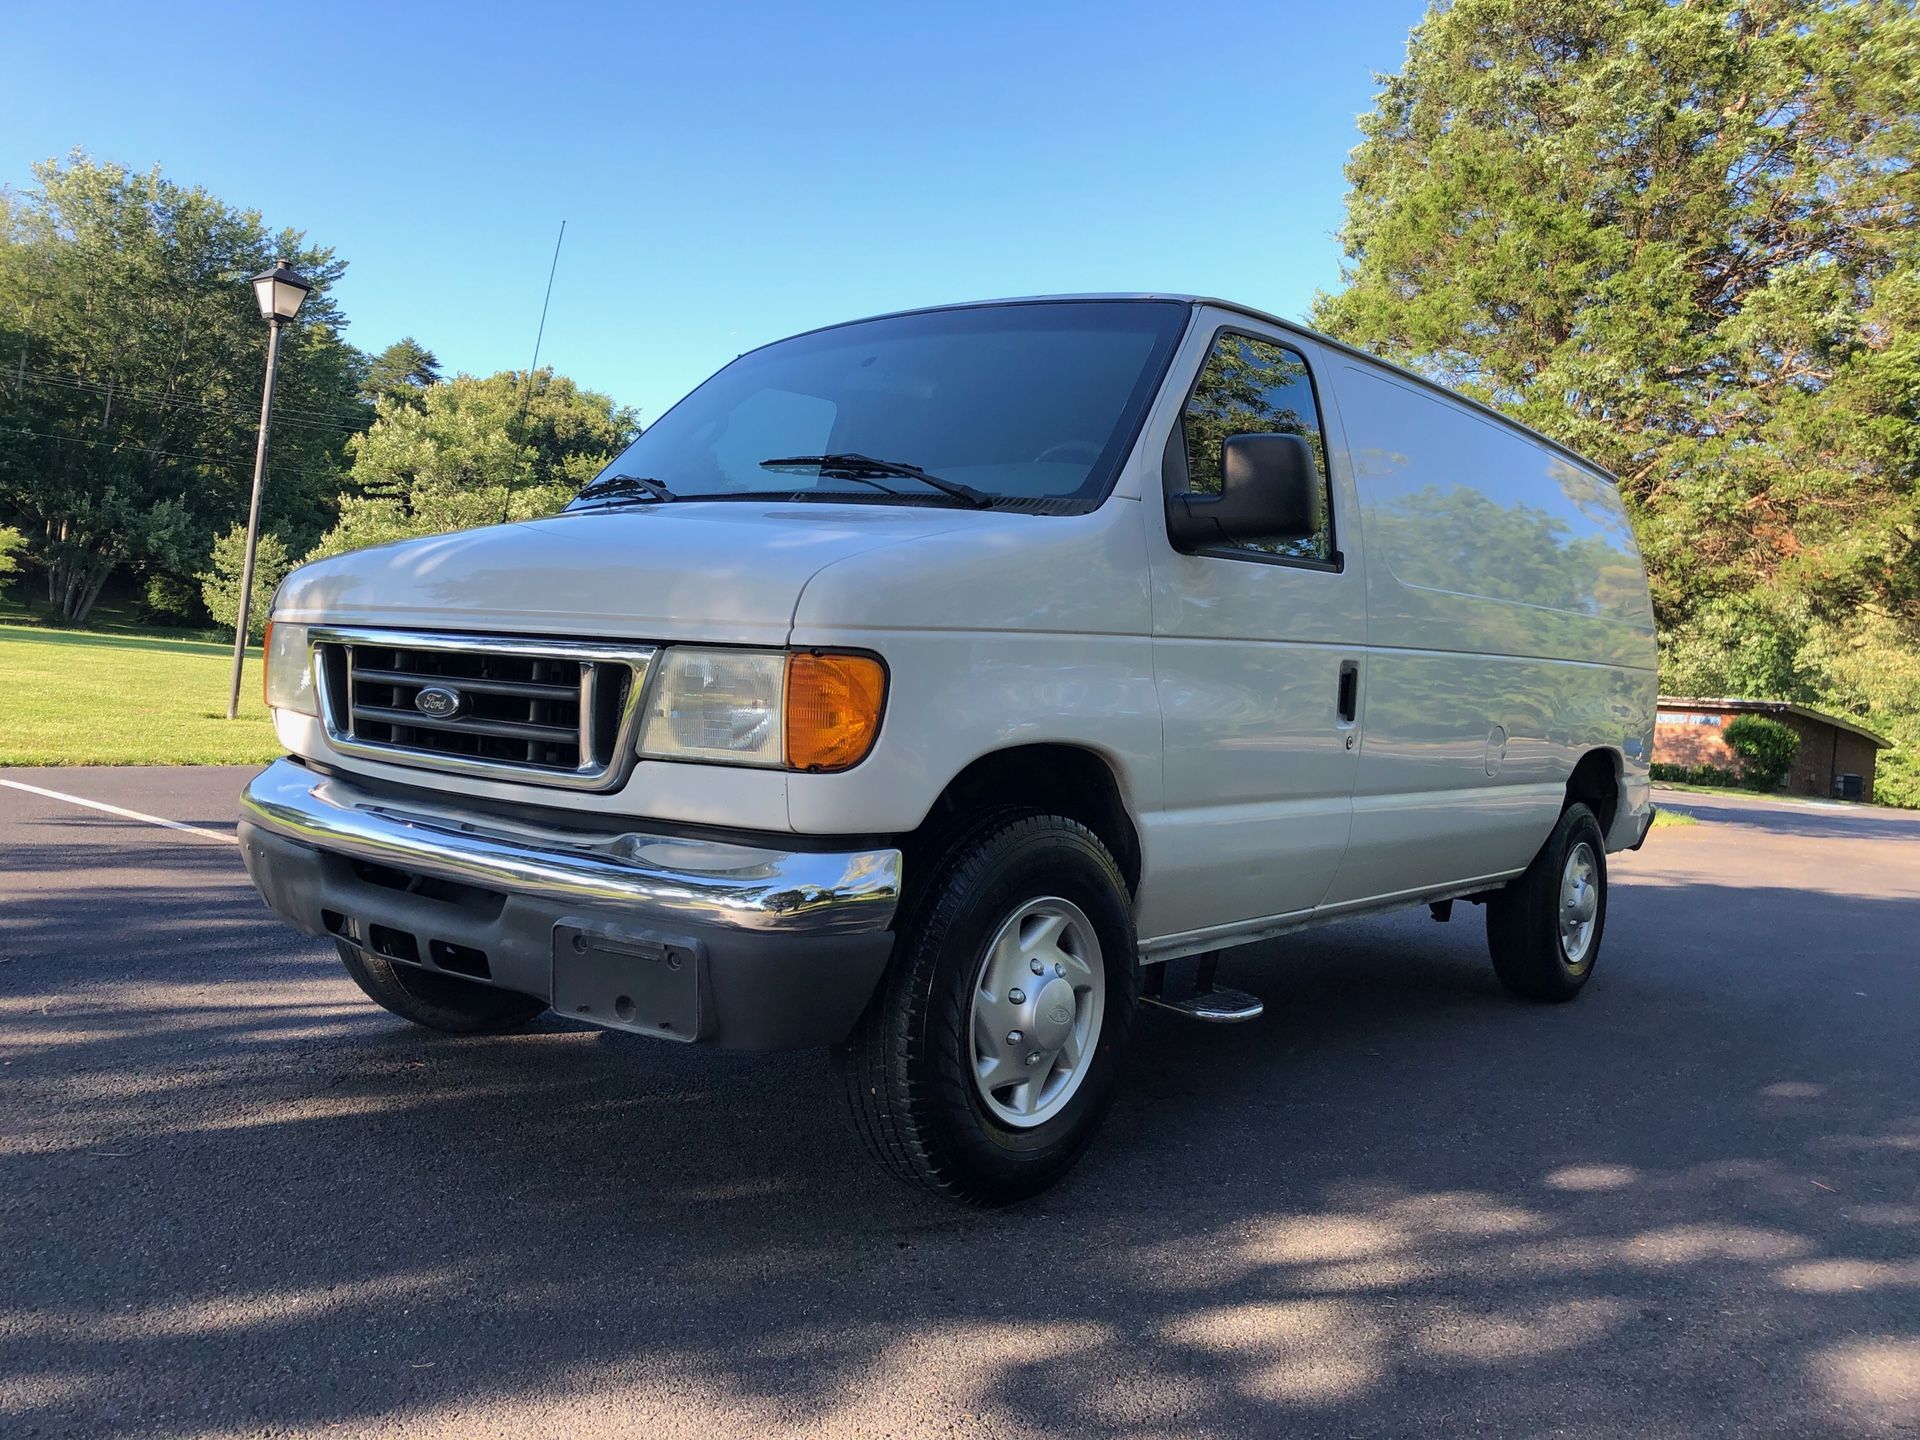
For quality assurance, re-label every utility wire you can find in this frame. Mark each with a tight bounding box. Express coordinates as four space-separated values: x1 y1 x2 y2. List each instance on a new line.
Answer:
20 367 367 429
2 425 249 470
16 381 359 441
6 320 381 428
12 367 371 434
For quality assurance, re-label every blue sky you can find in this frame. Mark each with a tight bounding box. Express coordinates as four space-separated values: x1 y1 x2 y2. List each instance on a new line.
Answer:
4 1 1423 423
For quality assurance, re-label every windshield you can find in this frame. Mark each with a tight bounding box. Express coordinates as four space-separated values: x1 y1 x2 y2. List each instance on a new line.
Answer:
574 300 1190 511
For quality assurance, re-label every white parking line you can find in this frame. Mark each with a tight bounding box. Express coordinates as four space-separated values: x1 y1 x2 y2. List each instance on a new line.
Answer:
0 777 239 846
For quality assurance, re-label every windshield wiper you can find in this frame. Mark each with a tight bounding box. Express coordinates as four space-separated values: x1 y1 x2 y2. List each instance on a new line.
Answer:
759 453 992 508
574 473 676 505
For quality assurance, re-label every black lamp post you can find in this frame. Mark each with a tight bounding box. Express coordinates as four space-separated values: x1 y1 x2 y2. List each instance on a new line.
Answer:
226 259 312 720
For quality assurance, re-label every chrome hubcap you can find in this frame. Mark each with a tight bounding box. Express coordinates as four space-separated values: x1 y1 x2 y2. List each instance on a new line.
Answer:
968 897 1105 1128
1559 841 1600 966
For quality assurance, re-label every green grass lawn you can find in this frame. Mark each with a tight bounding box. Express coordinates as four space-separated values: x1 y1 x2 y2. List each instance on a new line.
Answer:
0 619 281 766
1651 778 1892 809
1650 807 1699 828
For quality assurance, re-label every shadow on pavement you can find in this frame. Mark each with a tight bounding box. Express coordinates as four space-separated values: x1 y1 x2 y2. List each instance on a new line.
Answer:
4 836 1917 1437
1655 789 1920 845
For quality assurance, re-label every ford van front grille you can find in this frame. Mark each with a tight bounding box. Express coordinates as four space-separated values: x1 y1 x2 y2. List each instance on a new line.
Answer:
308 628 656 791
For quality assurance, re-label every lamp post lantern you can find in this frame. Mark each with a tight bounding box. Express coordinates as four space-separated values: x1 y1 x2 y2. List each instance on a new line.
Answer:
226 259 312 719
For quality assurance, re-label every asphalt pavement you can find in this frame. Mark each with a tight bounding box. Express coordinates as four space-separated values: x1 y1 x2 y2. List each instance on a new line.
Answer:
3 769 1918 1438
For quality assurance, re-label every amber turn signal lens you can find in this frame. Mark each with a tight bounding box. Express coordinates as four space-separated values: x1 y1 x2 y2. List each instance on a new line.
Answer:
785 652 886 772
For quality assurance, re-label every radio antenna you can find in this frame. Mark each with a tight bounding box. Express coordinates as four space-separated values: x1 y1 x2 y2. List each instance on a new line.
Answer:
500 219 567 522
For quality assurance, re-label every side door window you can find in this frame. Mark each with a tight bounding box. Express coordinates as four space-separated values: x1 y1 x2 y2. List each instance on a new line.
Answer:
1178 333 1335 564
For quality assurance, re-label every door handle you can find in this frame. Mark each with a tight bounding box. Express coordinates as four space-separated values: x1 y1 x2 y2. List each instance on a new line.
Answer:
1337 661 1359 724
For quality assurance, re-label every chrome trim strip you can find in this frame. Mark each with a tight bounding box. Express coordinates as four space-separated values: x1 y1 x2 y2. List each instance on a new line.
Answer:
308 626 657 793
1139 869 1526 964
576 660 598 771
239 758 902 936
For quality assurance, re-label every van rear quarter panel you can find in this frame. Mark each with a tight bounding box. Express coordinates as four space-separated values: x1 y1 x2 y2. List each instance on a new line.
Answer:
1323 362 1657 900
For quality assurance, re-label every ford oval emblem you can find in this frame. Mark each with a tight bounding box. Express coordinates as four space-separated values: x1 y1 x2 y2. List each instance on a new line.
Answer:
413 685 463 719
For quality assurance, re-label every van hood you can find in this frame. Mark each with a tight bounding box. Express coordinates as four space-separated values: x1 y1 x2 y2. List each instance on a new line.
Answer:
272 502 973 646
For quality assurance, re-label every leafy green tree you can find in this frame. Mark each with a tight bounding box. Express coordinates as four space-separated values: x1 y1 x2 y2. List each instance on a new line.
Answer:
310 368 638 558
360 337 443 410
0 524 23 580
198 524 290 642
141 571 204 627
0 154 366 623
1724 714 1800 793
1663 597 1920 806
1805 618 1920 808
1316 0 1920 803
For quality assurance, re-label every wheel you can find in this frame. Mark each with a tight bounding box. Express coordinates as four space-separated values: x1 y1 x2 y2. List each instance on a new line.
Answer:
335 940 547 1034
1486 802 1608 1002
832 812 1137 1205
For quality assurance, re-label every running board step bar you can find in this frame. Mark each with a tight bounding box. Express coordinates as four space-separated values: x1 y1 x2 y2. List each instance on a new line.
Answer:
1138 952 1265 1024
1140 986 1264 1023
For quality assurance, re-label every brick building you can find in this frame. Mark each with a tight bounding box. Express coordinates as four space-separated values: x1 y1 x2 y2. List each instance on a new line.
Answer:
1655 696 1891 802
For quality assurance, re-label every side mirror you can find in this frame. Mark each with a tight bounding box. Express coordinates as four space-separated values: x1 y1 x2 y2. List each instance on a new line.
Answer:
1166 431 1322 552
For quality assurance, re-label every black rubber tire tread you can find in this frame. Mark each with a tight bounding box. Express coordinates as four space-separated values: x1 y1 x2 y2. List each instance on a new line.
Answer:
831 810 1137 1206
335 939 547 1034
1486 802 1608 1003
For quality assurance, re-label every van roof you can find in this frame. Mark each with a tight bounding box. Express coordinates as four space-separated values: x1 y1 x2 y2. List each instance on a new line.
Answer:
813 293 1618 486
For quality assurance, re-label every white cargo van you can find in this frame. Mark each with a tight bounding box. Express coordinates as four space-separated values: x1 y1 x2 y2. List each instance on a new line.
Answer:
240 296 1657 1203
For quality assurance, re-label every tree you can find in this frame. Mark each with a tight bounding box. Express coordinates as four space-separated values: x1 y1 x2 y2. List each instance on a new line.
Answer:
1662 591 1920 807
1724 714 1800 792
198 523 290 642
1314 0 1920 802
0 154 366 623
0 524 24 582
310 368 638 558
360 337 442 410
141 571 203 627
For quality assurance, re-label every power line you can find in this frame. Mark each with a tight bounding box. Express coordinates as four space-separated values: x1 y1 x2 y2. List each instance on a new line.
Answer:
12 367 371 435
2 424 248 470
7 318 381 429
17 374 360 438
24 367 368 430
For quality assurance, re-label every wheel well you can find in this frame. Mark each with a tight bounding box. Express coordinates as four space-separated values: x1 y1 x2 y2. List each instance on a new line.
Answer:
1566 749 1620 836
914 744 1142 895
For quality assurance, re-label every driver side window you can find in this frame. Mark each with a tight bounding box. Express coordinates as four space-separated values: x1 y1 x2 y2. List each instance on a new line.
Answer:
1181 334 1334 562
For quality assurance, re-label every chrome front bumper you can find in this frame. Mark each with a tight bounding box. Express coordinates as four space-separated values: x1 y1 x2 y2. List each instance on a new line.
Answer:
238 758 903 937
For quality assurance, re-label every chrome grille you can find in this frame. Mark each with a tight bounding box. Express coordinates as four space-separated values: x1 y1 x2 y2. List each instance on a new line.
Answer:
309 628 656 790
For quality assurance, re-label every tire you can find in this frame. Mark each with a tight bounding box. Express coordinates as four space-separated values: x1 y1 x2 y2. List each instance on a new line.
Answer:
1486 802 1608 1002
335 940 547 1034
832 812 1138 1206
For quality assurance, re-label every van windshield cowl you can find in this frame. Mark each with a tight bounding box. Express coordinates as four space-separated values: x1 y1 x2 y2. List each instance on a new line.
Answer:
570 300 1190 514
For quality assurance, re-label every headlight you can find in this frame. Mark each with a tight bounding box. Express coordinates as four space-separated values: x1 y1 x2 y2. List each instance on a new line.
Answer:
639 648 786 766
262 621 317 716
637 648 886 771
